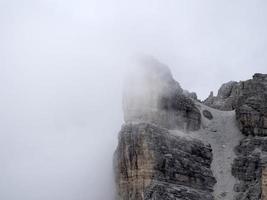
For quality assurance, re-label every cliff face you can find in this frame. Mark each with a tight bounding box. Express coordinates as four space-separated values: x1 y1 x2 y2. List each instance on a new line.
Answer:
204 73 267 199
114 58 267 200
114 123 215 200
231 74 267 200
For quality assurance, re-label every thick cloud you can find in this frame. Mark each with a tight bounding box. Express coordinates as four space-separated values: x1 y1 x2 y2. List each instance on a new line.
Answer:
0 0 267 199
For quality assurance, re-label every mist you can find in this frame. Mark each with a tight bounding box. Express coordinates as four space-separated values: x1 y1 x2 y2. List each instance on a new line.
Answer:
1 0 267 199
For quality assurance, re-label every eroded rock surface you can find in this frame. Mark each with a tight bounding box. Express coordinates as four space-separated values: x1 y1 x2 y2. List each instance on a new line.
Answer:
203 81 240 111
115 58 267 200
230 74 267 199
114 123 216 200
235 73 267 136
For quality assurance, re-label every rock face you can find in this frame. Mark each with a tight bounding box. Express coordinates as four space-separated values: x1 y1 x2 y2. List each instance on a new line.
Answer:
235 73 267 136
203 73 267 200
114 123 216 200
123 58 201 131
115 58 215 200
232 137 264 200
223 73 267 200
114 58 267 200
203 81 240 111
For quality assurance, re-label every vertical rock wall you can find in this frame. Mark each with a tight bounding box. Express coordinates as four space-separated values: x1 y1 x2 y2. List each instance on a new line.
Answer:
114 123 216 200
221 74 267 200
114 57 267 200
262 167 267 200
114 58 215 200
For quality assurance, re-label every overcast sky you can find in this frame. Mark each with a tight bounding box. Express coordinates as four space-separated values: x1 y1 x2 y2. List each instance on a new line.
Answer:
1 0 267 200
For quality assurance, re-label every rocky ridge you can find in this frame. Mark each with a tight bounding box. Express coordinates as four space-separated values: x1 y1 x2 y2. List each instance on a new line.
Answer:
114 58 267 200
204 73 267 199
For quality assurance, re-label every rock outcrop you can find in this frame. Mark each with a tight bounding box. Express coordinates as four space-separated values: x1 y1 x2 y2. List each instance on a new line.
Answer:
114 58 267 200
204 73 267 199
232 74 267 200
203 81 240 111
114 123 216 200
235 73 267 136
115 58 215 200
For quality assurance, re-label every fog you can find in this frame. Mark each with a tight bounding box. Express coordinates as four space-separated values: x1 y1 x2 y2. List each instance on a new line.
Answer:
1 0 267 199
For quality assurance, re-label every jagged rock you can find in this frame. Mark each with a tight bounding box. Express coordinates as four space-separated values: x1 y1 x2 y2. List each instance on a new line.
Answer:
234 181 261 200
218 81 238 99
123 58 201 131
204 92 214 106
235 73 267 136
115 57 267 200
204 73 267 136
144 183 214 200
114 123 216 200
232 152 262 182
234 137 267 156
203 73 267 136
232 137 267 200
203 81 240 111
202 110 213 120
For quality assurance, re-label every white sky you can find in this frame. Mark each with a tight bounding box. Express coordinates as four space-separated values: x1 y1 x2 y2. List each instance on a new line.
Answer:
1 0 267 200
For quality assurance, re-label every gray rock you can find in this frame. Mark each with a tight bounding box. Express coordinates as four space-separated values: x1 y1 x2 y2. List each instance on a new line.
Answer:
203 73 267 136
235 73 267 136
114 123 216 200
232 73 267 200
232 136 267 200
203 81 240 111
203 110 213 120
116 66 267 200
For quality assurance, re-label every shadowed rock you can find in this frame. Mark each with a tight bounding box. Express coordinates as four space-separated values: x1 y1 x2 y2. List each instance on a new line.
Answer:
114 58 215 200
114 123 216 200
116 58 267 200
235 73 267 136
230 74 267 199
203 110 213 120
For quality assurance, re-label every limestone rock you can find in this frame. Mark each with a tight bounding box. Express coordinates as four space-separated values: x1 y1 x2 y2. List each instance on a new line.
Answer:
114 123 216 200
231 138 264 200
115 58 267 200
203 73 267 136
203 81 240 111
235 73 267 136
230 74 267 200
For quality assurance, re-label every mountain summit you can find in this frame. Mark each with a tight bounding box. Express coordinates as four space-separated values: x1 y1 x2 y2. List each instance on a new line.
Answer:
114 59 267 200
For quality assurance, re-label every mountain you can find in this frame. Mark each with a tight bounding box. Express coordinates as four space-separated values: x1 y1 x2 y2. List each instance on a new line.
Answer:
113 58 267 200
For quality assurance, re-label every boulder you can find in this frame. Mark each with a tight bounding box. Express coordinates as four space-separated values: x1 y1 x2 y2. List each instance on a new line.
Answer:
202 110 213 120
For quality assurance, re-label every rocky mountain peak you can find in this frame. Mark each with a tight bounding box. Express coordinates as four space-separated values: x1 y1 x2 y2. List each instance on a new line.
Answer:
114 60 267 200
253 73 267 81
